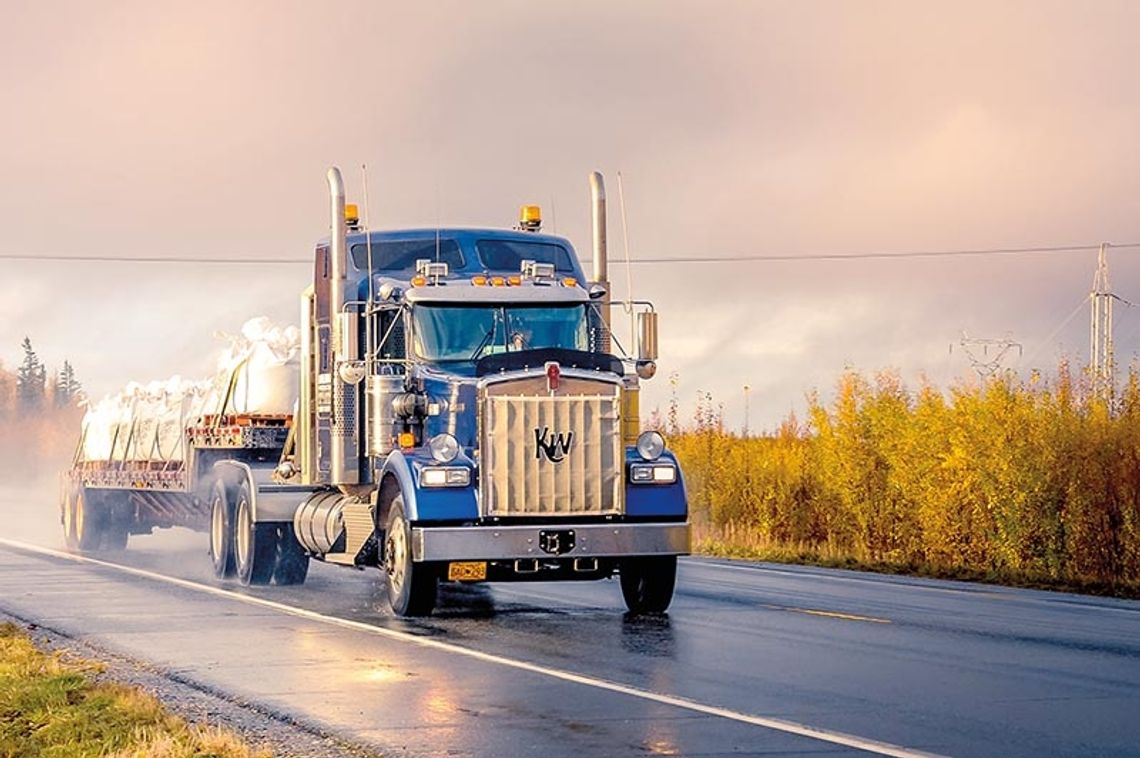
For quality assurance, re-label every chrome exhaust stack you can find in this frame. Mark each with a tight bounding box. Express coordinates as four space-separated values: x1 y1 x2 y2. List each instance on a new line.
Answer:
326 167 360 485
589 171 611 353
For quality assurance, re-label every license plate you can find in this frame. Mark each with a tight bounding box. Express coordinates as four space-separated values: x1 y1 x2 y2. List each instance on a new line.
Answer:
448 561 487 582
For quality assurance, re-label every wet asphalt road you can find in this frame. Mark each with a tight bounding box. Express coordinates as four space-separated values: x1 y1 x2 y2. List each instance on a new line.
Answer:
1 491 1139 757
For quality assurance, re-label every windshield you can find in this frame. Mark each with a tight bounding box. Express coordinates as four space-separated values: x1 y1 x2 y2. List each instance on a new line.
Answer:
413 305 589 362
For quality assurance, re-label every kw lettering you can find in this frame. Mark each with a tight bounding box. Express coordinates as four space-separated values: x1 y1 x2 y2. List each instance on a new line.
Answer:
534 427 574 462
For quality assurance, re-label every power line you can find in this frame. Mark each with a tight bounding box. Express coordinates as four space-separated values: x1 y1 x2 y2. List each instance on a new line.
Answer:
0 253 309 265
1 241 1138 266
621 242 1140 264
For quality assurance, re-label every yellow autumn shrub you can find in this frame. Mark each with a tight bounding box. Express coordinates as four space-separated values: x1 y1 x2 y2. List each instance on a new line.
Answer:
673 364 1140 592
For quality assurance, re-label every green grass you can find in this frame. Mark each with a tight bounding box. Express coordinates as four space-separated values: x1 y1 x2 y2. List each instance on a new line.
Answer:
0 623 269 758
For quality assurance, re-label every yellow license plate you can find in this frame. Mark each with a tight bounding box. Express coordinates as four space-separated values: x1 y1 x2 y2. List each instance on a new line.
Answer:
448 561 488 582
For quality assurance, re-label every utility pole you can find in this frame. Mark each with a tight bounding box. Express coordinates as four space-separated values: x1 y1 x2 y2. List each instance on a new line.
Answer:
953 332 1022 380
1090 242 1114 398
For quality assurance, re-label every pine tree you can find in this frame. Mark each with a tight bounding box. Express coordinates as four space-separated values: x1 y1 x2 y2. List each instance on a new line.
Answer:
55 360 82 408
16 337 46 415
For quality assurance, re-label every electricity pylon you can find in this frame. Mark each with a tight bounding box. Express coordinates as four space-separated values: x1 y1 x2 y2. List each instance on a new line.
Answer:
1090 242 1114 398
954 332 1022 380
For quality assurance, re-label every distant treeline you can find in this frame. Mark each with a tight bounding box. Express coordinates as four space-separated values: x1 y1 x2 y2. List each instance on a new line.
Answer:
667 364 1140 594
0 338 83 479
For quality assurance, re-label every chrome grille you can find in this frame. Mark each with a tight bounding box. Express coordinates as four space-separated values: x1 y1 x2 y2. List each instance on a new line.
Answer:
481 374 623 517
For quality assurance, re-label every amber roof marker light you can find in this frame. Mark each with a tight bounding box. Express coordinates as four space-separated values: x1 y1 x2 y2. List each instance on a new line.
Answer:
519 205 542 233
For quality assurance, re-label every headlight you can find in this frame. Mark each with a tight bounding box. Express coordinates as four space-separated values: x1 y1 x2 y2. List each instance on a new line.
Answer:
428 433 460 463
630 463 677 484
636 430 665 461
420 467 470 487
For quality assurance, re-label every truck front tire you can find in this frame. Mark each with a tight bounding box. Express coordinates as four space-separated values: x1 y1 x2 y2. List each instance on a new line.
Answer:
619 556 678 614
384 495 436 616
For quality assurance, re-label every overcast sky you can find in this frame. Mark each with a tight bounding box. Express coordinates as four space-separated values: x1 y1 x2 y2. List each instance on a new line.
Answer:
3 1 1139 430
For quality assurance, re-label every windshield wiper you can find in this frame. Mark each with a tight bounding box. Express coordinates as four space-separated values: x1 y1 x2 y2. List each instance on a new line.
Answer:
469 328 496 361
468 308 504 361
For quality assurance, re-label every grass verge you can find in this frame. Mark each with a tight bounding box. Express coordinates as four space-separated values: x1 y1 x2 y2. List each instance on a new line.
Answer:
0 622 269 758
694 526 1140 599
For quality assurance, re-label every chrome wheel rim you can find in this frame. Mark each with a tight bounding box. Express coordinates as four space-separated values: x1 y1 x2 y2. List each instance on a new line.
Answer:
236 498 251 570
75 491 86 540
386 516 407 596
63 490 75 540
210 495 225 564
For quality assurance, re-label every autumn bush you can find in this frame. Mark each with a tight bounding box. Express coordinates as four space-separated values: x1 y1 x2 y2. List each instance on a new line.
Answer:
669 364 1140 594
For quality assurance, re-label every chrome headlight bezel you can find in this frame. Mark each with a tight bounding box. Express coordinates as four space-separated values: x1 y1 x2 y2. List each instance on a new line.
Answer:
636 430 666 461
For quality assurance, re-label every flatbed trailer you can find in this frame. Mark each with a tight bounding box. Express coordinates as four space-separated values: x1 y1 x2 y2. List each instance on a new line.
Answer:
61 413 291 550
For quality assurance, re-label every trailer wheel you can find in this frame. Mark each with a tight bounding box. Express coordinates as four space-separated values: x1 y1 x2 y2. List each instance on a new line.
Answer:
234 480 276 586
101 521 129 551
73 486 105 552
273 524 309 586
619 556 677 614
209 479 236 579
383 495 436 616
62 483 79 551
98 490 129 552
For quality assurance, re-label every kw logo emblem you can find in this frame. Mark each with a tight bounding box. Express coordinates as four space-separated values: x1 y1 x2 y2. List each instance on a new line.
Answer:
534 427 574 462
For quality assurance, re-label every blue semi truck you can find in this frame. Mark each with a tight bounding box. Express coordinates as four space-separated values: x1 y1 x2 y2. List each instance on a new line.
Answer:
62 168 689 616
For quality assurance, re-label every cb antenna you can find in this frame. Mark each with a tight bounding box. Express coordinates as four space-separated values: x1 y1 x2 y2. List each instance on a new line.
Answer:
617 171 635 347
361 164 374 306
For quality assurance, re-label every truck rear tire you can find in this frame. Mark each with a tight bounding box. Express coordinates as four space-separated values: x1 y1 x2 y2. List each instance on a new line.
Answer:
273 524 310 586
209 479 236 579
619 556 677 614
383 495 436 616
234 480 276 586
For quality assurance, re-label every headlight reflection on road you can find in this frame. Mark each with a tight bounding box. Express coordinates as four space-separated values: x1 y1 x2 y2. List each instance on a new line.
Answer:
358 665 403 684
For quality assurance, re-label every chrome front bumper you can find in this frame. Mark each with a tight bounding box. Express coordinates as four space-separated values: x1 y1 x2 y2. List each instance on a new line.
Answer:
411 522 690 562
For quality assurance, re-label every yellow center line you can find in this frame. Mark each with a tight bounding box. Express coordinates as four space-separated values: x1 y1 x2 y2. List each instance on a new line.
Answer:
765 604 892 624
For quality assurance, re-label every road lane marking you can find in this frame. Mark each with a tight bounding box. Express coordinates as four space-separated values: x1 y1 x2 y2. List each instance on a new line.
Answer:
0 538 945 758
785 607 892 624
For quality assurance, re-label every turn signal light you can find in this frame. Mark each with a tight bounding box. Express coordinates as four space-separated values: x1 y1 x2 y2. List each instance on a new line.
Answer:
562 277 578 287
410 275 427 287
398 432 416 449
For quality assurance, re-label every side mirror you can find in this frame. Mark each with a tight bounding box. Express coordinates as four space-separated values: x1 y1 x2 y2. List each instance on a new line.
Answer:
588 283 607 300
637 311 658 361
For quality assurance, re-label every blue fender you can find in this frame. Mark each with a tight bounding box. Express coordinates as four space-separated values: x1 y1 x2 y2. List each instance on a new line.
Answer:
624 449 689 519
379 449 479 523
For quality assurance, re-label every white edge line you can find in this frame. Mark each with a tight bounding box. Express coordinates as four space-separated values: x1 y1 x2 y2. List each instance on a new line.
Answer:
0 537 947 758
